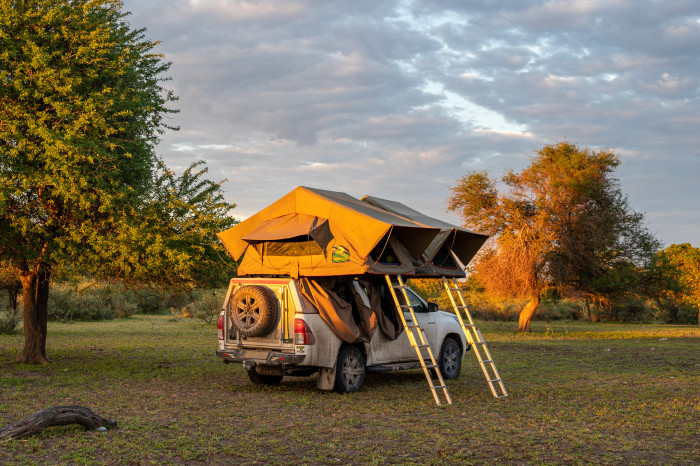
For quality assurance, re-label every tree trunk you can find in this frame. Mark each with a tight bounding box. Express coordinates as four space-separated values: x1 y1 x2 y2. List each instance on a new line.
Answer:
517 295 540 332
8 281 20 312
584 300 592 323
19 265 50 364
0 405 116 439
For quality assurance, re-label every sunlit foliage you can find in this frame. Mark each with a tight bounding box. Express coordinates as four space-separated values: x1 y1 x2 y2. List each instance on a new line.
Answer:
653 244 700 326
448 142 659 331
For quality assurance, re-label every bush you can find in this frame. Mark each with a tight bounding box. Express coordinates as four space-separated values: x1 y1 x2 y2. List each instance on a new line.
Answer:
676 304 699 325
173 289 226 324
103 290 139 318
134 289 170 314
600 298 655 323
48 286 115 322
0 309 20 334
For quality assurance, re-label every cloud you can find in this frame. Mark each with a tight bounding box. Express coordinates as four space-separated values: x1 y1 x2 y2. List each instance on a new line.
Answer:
123 0 700 246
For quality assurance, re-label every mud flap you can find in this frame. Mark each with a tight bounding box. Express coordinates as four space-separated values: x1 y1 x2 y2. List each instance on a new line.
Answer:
316 364 337 390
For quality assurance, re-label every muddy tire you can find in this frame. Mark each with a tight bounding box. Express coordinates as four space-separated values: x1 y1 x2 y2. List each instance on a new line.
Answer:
247 369 283 386
334 345 366 393
437 337 462 379
229 285 278 337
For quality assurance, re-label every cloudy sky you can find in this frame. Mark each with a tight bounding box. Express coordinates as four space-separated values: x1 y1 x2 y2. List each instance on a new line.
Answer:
122 0 700 246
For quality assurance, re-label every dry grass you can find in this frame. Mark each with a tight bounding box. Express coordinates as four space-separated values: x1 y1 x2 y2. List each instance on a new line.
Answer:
1 316 698 464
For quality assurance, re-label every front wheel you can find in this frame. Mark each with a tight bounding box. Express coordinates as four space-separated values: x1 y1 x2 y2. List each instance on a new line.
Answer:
438 337 462 379
247 369 283 386
334 346 366 393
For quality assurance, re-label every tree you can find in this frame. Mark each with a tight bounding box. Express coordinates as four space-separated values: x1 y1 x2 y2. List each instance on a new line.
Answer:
654 244 700 326
0 1 235 363
448 142 658 331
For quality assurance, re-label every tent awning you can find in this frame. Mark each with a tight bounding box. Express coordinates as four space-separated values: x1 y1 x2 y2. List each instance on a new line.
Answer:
361 195 489 268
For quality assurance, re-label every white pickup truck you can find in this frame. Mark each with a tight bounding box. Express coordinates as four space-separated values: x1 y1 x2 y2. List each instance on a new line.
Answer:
216 277 469 393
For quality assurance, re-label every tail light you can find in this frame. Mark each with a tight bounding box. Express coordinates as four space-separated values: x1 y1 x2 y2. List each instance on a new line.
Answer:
217 314 224 340
294 318 315 345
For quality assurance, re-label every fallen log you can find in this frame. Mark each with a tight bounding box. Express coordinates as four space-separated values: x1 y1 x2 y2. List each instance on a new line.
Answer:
0 405 117 440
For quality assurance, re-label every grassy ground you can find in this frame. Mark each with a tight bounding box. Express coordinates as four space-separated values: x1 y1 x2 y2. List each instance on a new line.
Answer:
0 317 698 465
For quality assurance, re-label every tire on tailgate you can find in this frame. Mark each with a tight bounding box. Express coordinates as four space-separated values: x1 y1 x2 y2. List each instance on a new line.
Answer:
229 285 278 337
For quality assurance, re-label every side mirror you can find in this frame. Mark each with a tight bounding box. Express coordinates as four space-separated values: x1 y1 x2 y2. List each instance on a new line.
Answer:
428 302 438 312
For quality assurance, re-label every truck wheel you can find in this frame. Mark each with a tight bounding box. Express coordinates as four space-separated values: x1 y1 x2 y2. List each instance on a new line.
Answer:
247 369 283 386
438 337 462 379
229 285 278 337
334 345 365 393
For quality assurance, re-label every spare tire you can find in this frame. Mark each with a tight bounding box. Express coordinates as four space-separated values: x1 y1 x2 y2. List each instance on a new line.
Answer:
229 285 278 337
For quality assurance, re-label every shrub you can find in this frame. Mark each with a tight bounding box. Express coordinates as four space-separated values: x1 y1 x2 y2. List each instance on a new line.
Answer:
103 290 139 318
47 286 115 322
0 309 20 334
597 297 655 323
175 289 226 324
134 289 170 314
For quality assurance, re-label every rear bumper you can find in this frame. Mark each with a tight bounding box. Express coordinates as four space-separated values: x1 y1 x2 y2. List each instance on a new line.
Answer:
216 349 306 367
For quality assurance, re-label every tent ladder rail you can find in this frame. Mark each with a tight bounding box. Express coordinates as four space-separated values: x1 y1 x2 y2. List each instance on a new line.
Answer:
442 276 508 399
385 275 452 406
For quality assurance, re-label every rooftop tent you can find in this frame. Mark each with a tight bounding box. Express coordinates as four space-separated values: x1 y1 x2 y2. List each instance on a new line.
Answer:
216 187 441 277
361 195 489 277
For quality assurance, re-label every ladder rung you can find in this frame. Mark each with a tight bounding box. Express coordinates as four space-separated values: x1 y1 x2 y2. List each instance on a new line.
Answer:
425 364 437 369
417 344 429 348
474 341 485 345
432 385 446 389
482 359 493 363
489 378 501 383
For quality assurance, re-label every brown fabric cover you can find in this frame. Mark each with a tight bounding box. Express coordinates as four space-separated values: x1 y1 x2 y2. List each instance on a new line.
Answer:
299 277 374 343
299 277 403 344
357 279 404 341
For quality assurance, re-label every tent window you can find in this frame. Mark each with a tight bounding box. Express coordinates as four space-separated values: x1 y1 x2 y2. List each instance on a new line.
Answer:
433 242 457 269
264 236 324 256
369 238 400 265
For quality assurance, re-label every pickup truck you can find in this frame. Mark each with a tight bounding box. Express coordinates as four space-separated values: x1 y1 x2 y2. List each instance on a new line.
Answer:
216 277 468 392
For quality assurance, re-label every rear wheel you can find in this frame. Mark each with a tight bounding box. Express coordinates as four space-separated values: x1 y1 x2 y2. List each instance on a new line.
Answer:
334 346 366 393
437 337 462 379
247 369 283 386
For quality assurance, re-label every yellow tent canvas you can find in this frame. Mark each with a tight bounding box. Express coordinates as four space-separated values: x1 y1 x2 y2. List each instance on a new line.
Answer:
217 187 441 277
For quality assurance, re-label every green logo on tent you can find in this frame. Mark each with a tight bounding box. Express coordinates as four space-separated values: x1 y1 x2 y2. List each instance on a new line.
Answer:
331 245 350 263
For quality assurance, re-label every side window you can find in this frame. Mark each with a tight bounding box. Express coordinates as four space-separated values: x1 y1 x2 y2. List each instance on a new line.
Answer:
405 289 427 313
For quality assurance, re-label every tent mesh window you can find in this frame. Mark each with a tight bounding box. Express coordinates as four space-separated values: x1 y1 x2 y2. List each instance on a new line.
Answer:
264 236 324 256
369 238 400 265
432 242 457 269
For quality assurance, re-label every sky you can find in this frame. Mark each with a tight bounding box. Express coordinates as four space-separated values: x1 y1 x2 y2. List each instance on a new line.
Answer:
122 0 700 247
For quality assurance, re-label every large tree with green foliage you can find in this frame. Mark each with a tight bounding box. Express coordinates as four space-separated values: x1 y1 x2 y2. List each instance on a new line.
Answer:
448 142 659 331
0 0 235 363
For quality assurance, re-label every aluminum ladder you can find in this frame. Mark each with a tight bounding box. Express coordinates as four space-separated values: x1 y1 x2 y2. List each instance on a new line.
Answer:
385 275 452 406
442 276 508 399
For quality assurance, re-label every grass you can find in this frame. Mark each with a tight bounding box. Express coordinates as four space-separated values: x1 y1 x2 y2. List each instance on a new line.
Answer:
0 316 698 464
